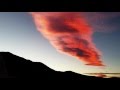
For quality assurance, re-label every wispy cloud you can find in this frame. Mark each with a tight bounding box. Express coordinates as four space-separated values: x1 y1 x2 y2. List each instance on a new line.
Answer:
81 12 120 33
85 73 120 78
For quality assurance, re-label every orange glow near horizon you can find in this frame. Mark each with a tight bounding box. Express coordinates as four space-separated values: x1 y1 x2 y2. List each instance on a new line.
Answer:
85 73 120 78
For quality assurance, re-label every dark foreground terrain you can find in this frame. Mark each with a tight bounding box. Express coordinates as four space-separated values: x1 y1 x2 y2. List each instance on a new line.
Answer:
0 52 120 81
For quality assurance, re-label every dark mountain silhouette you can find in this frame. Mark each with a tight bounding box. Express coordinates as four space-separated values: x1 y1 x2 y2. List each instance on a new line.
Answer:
0 52 120 81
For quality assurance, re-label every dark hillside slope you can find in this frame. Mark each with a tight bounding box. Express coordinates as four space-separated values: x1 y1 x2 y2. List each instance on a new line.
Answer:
0 52 119 81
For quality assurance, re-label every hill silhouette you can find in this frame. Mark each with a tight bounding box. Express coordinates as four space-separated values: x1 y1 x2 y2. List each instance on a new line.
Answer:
0 52 120 81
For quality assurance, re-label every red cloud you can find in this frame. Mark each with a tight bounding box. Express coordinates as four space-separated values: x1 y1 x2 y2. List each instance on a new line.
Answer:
30 12 104 66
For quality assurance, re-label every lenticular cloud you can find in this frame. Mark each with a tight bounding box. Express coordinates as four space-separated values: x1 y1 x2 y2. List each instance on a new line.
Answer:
30 12 104 66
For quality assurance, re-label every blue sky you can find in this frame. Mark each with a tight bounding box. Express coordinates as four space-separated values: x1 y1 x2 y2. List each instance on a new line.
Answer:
0 12 120 75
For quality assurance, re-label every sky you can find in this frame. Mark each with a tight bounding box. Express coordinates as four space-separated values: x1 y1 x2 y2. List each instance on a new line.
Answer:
0 12 120 77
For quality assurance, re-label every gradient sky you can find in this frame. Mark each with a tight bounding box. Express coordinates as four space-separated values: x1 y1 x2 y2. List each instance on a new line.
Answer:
0 12 120 76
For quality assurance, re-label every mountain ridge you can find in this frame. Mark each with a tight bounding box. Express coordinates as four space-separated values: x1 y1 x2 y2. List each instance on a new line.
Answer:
0 52 120 80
